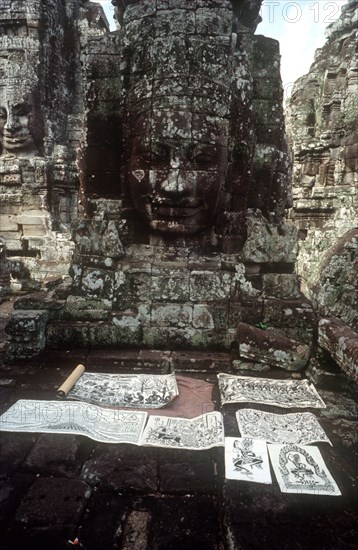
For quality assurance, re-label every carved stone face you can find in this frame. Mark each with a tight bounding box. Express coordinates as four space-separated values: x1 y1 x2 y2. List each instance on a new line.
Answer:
127 113 228 235
0 101 37 156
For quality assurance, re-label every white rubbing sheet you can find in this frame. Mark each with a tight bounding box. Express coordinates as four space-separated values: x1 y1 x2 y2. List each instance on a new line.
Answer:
236 409 332 446
268 443 341 496
0 400 147 444
225 437 272 484
67 371 178 409
218 373 326 409
140 411 224 450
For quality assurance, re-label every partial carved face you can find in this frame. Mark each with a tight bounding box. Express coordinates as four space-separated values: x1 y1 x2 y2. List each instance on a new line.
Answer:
127 113 228 235
0 101 36 156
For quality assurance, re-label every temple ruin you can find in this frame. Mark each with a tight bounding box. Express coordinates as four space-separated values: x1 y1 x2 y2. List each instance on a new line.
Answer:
0 2 357 548
0 0 356 381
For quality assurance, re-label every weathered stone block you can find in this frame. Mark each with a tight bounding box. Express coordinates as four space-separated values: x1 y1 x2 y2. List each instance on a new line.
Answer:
79 492 130 550
210 303 229 329
46 322 89 348
60 295 112 321
190 271 233 301
143 327 206 350
263 297 316 344
16 215 45 225
112 308 150 328
151 269 190 302
159 451 220 494
88 322 143 347
80 446 158 493
236 322 311 371
171 350 232 372
150 496 221 549
195 8 232 36
0 214 18 231
15 478 91 527
228 297 264 327
2 173 21 185
206 328 237 351
262 274 301 299
0 433 37 480
81 268 114 300
193 304 215 329
8 341 42 361
241 216 298 263
155 10 196 36
151 303 193 328
5 310 48 359
13 292 64 311
23 434 84 478
0 473 35 531
318 318 358 381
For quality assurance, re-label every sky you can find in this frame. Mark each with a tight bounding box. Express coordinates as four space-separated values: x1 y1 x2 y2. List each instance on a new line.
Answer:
96 0 347 98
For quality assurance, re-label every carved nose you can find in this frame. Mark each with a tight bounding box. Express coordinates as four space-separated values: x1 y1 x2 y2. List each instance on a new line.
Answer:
160 169 189 196
4 114 20 132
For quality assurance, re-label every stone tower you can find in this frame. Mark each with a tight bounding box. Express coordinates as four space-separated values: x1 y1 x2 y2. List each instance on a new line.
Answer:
0 0 108 292
286 0 357 379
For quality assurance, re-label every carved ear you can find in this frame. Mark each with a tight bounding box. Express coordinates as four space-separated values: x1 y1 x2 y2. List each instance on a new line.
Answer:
232 0 263 31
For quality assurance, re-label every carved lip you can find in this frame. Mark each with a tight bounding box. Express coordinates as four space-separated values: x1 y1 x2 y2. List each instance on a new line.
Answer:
3 134 31 146
152 197 203 218
153 201 203 218
154 206 202 218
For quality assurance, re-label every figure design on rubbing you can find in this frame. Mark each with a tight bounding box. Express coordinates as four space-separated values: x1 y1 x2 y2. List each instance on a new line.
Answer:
232 438 263 477
277 444 338 493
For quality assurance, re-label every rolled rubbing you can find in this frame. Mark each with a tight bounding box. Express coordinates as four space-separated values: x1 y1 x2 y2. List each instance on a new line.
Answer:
56 364 85 398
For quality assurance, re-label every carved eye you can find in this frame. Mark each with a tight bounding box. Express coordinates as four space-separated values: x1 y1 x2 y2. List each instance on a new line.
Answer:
138 150 152 165
13 103 31 116
0 108 7 120
138 144 169 165
191 147 218 166
151 144 169 164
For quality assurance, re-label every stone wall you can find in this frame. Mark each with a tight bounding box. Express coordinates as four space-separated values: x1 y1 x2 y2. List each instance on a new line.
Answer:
286 0 357 328
0 1 108 292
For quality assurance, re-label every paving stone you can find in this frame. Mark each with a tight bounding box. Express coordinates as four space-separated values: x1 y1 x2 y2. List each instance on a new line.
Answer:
150 496 221 550
318 443 358 500
80 490 131 549
318 390 358 421
3 525 79 550
159 449 222 494
225 521 357 550
80 445 158 493
122 510 150 550
22 434 90 478
224 482 358 549
0 473 35 530
15 477 91 527
326 418 358 449
0 433 37 479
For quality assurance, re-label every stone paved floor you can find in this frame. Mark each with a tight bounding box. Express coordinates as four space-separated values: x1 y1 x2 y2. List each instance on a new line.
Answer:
0 299 357 549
